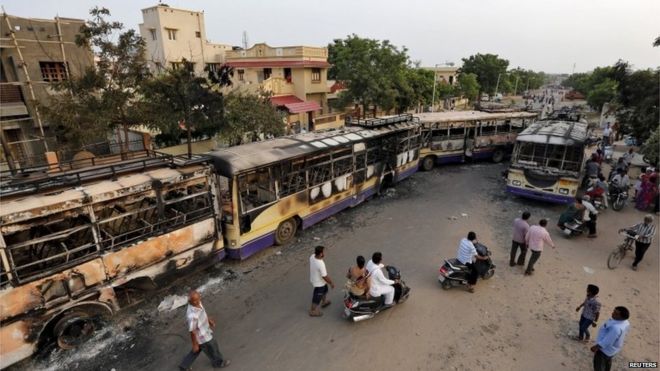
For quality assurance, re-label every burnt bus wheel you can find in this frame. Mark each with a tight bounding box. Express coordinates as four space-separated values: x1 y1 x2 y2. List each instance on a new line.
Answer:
53 311 96 350
421 156 435 171
492 150 505 163
275 218 298 245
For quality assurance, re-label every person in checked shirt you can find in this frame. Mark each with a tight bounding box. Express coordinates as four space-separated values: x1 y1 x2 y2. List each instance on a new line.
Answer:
179 290 230 370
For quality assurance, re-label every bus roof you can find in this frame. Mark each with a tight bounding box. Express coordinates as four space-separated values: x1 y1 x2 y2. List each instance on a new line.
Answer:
516 120 589 145
414 110 538 124
208 122 418 176
0 165 210 226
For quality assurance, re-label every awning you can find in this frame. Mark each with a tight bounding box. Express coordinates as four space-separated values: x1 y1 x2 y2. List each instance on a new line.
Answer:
285 101 321 113
270 95 321 113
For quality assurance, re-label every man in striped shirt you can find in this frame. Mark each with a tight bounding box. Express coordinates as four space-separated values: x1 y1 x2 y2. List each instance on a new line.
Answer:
622 215 656 271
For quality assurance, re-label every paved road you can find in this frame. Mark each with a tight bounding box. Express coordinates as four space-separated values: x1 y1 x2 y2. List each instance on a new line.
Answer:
21 162 659 371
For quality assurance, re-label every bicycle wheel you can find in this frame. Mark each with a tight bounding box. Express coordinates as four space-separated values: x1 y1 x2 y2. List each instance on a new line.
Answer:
607 246 626 269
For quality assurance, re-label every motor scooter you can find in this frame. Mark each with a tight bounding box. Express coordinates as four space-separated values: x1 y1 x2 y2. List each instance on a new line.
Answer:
562 218 587 238
343 265 411 322
438 243 495 290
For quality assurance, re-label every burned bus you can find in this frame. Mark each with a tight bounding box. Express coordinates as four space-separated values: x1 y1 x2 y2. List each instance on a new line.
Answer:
0 156 223 368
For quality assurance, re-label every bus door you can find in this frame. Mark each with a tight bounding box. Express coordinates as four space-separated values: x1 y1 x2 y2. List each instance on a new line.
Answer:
464 123 477 157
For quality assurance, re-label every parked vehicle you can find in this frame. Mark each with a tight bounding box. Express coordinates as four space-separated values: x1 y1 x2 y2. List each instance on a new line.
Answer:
562 219 587 238
438 243 495 290
607 230 638 269
343 265 411 322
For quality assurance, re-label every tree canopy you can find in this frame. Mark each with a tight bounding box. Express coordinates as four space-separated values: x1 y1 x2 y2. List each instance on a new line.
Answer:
221 92 285 146
460 54 509 98
456 73 480 101
42 7 149 151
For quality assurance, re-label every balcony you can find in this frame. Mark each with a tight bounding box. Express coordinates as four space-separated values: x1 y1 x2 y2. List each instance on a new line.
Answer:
262 77 295 96
0 84 28 117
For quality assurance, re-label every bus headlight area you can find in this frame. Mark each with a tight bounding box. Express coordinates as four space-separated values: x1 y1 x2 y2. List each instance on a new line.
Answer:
559 188 569 195
511 180 522 186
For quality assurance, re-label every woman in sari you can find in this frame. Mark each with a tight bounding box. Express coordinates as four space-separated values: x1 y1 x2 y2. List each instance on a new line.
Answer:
636 174 657 211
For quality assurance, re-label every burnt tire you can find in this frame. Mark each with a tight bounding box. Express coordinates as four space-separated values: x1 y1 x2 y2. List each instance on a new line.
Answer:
53 311 96 350
421 156 435 171
492 150 505 163
275 218 297 245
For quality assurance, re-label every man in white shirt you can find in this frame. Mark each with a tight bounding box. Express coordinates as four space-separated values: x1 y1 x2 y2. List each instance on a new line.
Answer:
179 290 230 370
611 169 630 189
602 124 611 147
456 231 489 293
309 245 334 317
367 252 396 306
582 195 599 238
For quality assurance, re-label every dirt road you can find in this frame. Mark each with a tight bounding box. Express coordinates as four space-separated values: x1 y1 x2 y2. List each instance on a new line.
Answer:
21 162 659 371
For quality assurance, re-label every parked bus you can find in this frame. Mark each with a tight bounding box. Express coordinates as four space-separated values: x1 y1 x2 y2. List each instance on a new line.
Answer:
0 157 224 369
209 114 421 260
506 111 589 203
416 110 538 171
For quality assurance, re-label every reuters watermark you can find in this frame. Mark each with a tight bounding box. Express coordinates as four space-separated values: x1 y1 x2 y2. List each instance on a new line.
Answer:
629 362 658 368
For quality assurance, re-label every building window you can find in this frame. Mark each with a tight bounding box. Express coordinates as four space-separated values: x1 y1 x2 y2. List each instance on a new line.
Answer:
284 68 292 83
195 31 201 38
39 62 67 82
165 28 177 40
311 68 321 83
149 29 157 40
449 75 454 85
237 69 245 81
263 68 272 80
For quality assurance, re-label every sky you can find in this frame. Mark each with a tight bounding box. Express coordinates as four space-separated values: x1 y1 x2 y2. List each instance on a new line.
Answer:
3 0 659 73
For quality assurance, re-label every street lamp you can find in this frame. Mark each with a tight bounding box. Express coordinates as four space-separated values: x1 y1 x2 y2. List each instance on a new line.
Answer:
431 64 441 112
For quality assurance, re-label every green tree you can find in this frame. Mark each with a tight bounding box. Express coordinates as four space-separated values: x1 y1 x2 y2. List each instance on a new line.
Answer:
221 92 285 146
42 7 149 152
586 78 618 111
329 35 409 117
397 67 434 113
640 126 659 166
456 73 480 101
138 61 225 158
611 62 659 143
460 53 509 99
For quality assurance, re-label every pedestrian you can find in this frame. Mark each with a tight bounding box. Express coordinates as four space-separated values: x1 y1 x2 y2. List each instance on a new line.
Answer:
309 245 334 316
602 124 611 147
620 215 656 271
179 290 230 370
574 284 601 342
581 195 599 238
524 219 556 275
635 173 657 211
621 148 634 167
510 211 531 267
591 306 630 371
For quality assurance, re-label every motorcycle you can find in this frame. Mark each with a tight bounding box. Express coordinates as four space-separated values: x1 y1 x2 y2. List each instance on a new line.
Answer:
343 265 411 322
438 243 495 290
562 218 587 238
608 185 629 211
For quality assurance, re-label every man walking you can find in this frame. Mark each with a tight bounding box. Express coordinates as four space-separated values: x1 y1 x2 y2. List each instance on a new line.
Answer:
179 290 230 370
591 306 630 371
510 211 531 266
524 219 556 276
621 215 656 271
309 245 334 316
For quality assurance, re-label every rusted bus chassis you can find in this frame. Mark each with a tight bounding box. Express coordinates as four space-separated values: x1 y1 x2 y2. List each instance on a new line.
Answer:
0 165 224 369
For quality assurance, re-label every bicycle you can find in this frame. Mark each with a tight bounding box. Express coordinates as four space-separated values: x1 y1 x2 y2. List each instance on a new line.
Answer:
607 230 638 269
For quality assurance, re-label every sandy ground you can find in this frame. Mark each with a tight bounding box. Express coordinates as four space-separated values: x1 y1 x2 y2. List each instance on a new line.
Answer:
15 162 659 371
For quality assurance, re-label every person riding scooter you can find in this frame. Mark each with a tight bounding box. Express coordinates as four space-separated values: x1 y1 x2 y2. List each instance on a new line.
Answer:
456 231 490 293
558 197 585 230
367 252 398 307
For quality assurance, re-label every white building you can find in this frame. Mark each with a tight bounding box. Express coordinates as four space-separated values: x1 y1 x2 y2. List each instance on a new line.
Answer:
138 4 232 75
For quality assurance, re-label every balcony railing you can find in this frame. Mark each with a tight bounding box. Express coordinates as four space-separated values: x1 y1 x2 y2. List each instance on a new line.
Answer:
262 77 295 96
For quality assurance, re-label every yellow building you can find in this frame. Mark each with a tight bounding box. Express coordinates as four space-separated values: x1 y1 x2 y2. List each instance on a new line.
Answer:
138 4 231 76
225 43 332 132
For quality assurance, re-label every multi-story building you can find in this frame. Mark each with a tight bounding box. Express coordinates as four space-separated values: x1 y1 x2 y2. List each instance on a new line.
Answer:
225 43 330 132
138 4 232 76
0 13 94 169
423 65 459 86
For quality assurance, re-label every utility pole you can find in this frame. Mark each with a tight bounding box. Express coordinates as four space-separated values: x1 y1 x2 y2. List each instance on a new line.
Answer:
513 75 520 96
494 73 502 96
431 64 440 112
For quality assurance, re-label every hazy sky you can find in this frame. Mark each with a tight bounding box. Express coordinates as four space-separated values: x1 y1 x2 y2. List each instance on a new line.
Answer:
3 0 659 73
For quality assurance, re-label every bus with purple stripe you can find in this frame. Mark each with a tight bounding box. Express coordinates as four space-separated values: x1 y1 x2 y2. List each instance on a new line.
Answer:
416 110 538 171
506 109 589 204
208 114 422 260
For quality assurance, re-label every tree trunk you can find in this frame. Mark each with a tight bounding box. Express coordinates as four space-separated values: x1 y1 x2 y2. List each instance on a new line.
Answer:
185 119 192 159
